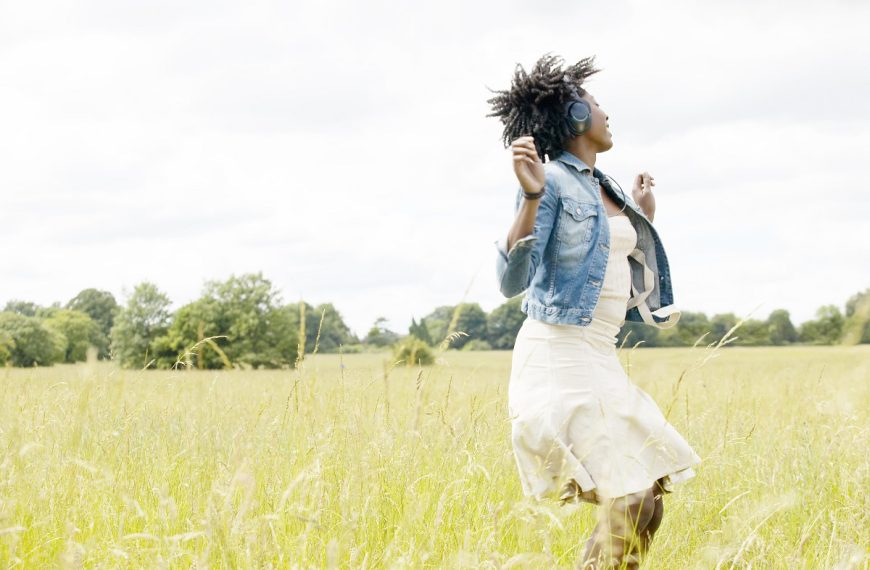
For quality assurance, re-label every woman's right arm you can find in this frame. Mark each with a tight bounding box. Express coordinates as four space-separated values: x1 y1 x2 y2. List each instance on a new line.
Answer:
505 136 545 250
494 137 558 298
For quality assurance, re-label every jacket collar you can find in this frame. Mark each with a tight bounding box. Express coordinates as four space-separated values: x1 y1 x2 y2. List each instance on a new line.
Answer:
552 152 612 190
552 151 592 174
553 151 634 212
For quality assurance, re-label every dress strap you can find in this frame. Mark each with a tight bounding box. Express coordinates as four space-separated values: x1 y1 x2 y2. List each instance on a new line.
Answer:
627 249 681 329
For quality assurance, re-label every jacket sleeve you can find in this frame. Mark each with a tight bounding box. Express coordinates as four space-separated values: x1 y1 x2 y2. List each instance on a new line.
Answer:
494 178 559 298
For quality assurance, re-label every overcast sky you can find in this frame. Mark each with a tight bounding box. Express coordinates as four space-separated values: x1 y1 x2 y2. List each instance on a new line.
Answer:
2 0 868 338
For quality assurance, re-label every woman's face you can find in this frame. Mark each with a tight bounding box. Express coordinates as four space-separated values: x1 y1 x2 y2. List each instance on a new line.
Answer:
581 92 613 152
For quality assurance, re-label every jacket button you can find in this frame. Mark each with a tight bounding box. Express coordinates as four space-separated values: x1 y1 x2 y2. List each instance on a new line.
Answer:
576 207 582 214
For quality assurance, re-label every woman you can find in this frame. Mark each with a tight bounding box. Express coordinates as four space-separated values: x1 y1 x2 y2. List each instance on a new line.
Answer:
488 55 702 569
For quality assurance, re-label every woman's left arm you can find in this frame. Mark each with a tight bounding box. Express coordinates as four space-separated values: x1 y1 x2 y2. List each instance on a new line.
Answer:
632 171 656 223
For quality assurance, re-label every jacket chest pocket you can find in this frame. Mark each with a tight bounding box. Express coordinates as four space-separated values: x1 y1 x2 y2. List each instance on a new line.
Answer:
559 196 598 247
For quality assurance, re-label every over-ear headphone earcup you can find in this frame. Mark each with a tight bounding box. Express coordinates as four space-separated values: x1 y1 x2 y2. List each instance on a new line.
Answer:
564 99 592 137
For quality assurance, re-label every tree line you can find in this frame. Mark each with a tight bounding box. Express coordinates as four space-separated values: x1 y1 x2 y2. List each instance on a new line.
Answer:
0 274 357 369
1 275 867 368
395 288 870 355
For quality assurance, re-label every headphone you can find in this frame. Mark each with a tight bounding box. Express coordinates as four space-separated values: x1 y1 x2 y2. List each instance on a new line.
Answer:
564 97 592 137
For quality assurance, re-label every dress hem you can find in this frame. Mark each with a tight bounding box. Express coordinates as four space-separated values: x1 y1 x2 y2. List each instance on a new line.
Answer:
553 463 699 505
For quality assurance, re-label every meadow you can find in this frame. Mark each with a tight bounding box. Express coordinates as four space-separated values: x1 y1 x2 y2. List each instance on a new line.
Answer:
0 343 868 568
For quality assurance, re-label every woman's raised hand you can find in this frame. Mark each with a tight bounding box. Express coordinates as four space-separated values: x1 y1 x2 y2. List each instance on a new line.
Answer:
632 171 656 221
511 136 545 195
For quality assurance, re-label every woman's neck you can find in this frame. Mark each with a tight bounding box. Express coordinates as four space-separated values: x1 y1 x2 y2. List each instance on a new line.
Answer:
564 139 597 171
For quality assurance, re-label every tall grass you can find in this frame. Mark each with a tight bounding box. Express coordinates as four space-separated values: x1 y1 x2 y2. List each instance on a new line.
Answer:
0 345 868 568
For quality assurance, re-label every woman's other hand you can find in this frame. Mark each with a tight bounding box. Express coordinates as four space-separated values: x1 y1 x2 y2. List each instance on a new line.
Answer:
511 136 545 195
632 171 656 222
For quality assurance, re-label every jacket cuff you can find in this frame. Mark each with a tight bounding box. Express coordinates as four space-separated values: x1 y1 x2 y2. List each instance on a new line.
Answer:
495 234 537 262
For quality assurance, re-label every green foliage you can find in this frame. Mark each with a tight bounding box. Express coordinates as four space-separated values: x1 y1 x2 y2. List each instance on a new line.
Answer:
731 318 771 346
709 313 739 344
654 312 710 347
365 317 400 347
798 305 845 345
111 282 172 368
449 303 487 350
392 335 435 366
203 273 295 369
2 300 41 317
154 274 297 369
277 301 357 356
616 321 660 348
3 280 866 364
424 303 487 350
616 308 805 348
486 296 525 349
0 331 13 365
422 306 454 346
307 303 358 353
66 289 117 357
0 312 62 366
408 317 433 346
842 288 870 345
766 309 798 345
42 309 104 363
151 298 228 369
461 339 493 351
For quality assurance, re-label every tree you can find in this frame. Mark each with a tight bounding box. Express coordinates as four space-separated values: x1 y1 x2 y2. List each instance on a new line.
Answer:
842 288 870 344
408 317 433 346
151 297 228 369
422 306 454 345
111 282 172 368
0 312 63 366
798 305 844 345
281 301 356 356
732 318 769 346
365 317 400 347
282 301 318 356
616 321 660 347
154 273 298 369
0 331 13 365
42 309 104 362
656 311 711 347
66 289 118 356
486 297 525 349
710 313 739 344
203 273 294 368
423 303 487 349
461 339 493 351
3 300 40 317
309 303 358 352
766 309 798 345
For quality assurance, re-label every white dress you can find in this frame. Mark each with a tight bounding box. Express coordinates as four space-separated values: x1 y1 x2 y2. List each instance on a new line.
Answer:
508 214 701 502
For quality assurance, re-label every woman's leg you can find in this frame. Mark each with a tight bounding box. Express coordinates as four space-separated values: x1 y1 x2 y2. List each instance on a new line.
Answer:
579 486 656 569
635 481 665 556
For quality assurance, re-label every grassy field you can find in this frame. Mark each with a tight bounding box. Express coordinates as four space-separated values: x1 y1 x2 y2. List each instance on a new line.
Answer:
1 343 868 568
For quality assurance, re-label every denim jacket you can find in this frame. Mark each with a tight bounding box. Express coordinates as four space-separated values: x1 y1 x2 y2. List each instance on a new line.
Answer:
494 151 681 329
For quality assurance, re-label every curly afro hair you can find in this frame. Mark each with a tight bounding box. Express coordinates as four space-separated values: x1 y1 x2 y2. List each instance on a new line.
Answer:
486 54 600 161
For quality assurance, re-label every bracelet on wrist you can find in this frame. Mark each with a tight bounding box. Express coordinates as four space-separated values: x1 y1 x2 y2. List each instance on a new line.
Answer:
523 187 545 200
